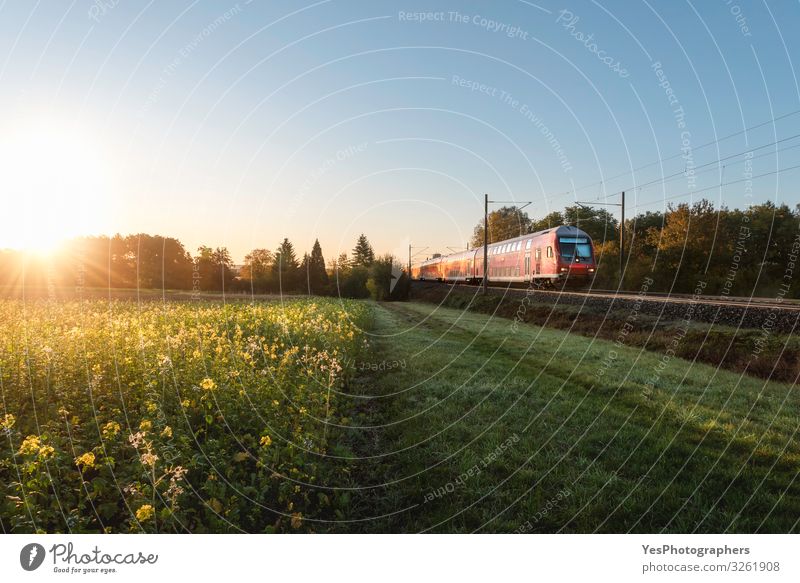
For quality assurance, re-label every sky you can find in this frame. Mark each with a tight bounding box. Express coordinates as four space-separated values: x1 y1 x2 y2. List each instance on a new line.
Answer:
0 0 799 262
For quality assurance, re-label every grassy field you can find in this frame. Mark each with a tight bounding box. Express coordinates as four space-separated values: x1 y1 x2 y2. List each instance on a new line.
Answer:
1 296 797 533
343 302 800 533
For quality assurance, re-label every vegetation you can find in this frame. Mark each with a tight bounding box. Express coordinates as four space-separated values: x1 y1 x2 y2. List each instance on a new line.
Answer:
2 295 797 533
344 302 800 533
0 198 796 298
411 282 800 382
0 298 370 533
471 199 800 297
0 232 407 301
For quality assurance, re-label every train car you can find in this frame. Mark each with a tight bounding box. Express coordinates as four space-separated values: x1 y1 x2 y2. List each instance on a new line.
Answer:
413 225 596 286
417 254 443 281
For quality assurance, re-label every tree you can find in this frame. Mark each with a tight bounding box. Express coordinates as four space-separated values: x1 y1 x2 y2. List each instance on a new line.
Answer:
367 254 409 301
195 246 234 291
274 238 300 291
241 248 274 292
351 234 375 267
303 239 329 295
563 205 618 243
531 211 564 233
470 205 532 247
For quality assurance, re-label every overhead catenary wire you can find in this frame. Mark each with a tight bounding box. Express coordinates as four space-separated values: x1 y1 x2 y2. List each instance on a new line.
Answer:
629 161 800 211
538 107 800 208
565 107 800 198
578 132 800 204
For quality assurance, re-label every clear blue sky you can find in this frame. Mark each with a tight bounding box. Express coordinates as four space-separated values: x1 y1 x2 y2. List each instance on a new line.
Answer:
0 0 798 261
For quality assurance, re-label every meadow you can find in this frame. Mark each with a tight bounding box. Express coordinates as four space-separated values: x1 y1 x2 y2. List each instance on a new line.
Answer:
0 298 370 533
2 295 798 533
344 302 800 533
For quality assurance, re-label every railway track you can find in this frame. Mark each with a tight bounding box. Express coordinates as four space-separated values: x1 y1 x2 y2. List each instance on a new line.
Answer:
412 280 800 332
418 280 800 312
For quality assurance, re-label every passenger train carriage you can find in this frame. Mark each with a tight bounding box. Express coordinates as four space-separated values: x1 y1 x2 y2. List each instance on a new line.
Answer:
411 225 596 286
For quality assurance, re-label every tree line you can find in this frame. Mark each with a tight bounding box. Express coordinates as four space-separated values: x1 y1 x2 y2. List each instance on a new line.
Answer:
472 199 800 297
0 233 409 300
3 198 796 298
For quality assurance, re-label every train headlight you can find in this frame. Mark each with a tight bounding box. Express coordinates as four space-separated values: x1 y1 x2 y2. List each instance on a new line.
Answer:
589 268 595 272
560 267 568 272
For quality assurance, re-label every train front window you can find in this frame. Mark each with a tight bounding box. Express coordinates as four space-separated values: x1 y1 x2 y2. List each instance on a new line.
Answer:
558 237 592 261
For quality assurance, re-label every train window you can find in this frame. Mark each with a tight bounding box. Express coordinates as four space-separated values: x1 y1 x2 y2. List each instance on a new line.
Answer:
525 239 532 250
515 242 521 251
535 248 541 259
547 246 553 258
558 237 592 260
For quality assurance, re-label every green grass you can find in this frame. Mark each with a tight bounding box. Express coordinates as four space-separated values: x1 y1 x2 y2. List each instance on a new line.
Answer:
342 301 800 533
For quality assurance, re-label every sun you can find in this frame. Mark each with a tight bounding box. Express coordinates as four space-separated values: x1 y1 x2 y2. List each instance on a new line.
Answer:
0 117 113 254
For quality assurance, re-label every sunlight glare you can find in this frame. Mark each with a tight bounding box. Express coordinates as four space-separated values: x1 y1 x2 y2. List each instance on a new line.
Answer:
0 117 114 253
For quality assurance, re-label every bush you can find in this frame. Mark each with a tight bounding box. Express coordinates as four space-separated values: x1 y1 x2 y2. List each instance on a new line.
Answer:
367 256 409 301
339 266 370 299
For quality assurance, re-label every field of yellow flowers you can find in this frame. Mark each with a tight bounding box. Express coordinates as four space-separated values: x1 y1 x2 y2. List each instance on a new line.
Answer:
0 298 371 533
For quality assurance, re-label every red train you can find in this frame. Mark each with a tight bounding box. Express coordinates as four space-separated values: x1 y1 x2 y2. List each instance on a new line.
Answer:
411 225 596 285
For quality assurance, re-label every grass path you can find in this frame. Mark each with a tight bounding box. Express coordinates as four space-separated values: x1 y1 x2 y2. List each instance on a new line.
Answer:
342 301 800 533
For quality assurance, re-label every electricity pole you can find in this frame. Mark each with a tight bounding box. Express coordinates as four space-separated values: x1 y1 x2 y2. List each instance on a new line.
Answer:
620 191 625 284
409 244 428 279
483 194 488 295
576 190 626 287
483 194 533 295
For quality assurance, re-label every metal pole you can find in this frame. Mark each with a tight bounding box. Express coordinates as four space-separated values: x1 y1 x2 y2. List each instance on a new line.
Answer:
408 244 411 277
483 193 488 294
619 190 625 287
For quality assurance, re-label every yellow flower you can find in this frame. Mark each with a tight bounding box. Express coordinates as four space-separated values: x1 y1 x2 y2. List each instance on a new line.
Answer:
139 420 152 432
38 445 55 459
161 426 173 438
181 399 191 408
146 402 157 413
18 435 41 455
0 413 15 431
75 452 96 469
290 512 303 529
199 378 216 391
260 435 272 447
102 421 121 438
140 452 159 467
192 350 201 358
135 504 155 522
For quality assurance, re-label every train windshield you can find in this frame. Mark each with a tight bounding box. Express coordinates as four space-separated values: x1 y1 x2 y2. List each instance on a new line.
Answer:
558 237 592 261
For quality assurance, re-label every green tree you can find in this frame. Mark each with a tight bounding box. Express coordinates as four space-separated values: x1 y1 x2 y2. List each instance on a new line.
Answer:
531 211 565 233
367 254 409 301
195 246 234 291
563 205 619 243
470 206 532 247
274 238 300 291
303 239 329 295
241 248 274 292
351 234 375 267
